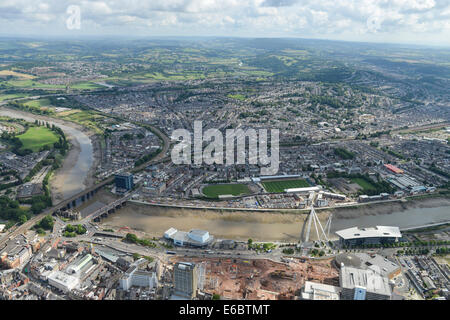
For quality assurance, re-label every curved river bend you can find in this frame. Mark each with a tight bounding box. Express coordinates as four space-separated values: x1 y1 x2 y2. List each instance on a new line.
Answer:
0 108 94 200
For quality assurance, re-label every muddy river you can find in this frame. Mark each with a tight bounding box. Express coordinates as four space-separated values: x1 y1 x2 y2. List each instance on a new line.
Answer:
0 107 94 200
99 199 450 242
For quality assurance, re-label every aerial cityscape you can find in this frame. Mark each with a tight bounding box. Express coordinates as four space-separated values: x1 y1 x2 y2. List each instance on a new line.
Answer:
0 0 449 307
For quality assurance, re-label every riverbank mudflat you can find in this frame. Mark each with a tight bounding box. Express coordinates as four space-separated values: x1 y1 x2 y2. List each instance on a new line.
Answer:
99 195 450 242
0 107 100 201
50 126 100 202
330 196 450 219
50 134 81 203
100 201 331 242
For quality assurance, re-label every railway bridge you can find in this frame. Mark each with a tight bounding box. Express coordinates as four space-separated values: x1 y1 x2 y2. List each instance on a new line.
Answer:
81 194 132 223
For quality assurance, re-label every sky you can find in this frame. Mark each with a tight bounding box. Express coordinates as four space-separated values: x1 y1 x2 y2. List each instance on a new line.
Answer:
0 0 449 46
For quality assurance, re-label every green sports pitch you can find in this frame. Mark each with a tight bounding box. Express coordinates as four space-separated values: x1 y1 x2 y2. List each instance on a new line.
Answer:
261 179 310 193
16 126 59 152
202 184 251 198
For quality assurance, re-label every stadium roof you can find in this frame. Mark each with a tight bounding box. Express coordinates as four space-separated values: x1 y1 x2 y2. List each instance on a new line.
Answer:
259 174 302 180
336 226 401 240
284 186 322 193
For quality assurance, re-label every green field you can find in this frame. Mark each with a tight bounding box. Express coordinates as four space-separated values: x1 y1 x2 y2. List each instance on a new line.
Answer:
4 79 65 89
22 98 51 108
0 93 29 101
16 126 59 152
70 82 103 90
262 179 310 193
227 94 246 101
351 178 377 192
202 184 251 198
57 110 106 134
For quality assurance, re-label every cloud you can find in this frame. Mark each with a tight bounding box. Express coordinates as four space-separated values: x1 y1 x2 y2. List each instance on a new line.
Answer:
0 0 448 45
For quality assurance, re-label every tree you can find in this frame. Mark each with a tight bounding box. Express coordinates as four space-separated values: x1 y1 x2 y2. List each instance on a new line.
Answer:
18 215 27 224
126 233 139 243
37 215 54 230
31 201 46 214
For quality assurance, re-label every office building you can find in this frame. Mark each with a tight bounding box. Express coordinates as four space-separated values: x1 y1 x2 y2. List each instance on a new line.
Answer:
115 172 134 191
173 262 198 299
339 266 392 300
119 265 158 291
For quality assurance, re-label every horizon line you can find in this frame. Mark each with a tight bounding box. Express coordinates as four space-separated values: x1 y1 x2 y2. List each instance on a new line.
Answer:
0 34 448 49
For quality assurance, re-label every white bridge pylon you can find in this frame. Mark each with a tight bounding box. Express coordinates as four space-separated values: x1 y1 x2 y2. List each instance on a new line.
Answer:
304 202 330 244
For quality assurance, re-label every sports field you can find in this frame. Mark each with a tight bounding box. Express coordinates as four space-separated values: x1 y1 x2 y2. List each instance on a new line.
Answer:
350 178 377 193
16 126 59 152
262 179 310 193
202 184 251 198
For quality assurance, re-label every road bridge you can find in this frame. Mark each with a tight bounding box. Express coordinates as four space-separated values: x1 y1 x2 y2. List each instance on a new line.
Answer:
80 194 132 223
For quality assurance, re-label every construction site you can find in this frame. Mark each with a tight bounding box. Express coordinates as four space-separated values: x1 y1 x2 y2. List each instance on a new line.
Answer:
170 256 339 300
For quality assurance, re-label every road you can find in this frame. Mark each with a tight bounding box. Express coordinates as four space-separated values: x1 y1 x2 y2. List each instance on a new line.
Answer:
91 239 282 262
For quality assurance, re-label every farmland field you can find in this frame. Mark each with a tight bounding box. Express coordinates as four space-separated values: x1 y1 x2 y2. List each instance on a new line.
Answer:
0 93 29 101
57 110 106 134
22 98 51 108
202 184 251 198
227 94 246 101
0 70 35 79
70 82 103 90
262 179 310 193
16 126 59 152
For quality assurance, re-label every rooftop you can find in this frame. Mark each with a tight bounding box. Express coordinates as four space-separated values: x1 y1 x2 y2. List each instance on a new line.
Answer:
336 253 400 278
302 281 341 300
336 226 401 240
340 266 391 297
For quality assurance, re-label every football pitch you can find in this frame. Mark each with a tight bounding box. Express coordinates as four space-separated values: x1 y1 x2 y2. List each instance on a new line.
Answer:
202 184 251 198
262 179 310 193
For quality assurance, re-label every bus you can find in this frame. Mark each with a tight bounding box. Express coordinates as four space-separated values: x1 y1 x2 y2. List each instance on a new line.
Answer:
166 251 176 255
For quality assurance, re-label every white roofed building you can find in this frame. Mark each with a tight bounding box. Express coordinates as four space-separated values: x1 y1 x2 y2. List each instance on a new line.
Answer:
119 265 158 291
336 226 401 247
301 281 341 300
164 228 178 239
47 271 79 293
284 186 323 193
164 228 214 247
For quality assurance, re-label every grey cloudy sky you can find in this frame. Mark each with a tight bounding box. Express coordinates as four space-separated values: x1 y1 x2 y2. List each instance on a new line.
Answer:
0 0 449 46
